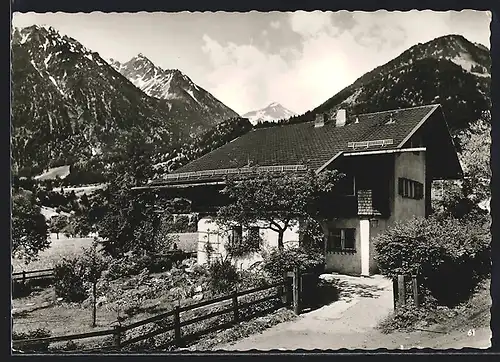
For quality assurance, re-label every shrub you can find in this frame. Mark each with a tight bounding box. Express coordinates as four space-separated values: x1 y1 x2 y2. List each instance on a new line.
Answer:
12 276 53 299
237 269 271 290
262 246 325 280
208 258 239 295
48 340 80 352
54 257 87 302
104 252 179 280
378 303 433 333
12 328 52 353
148 255 174 274
374 216 490 306
12 281 33 299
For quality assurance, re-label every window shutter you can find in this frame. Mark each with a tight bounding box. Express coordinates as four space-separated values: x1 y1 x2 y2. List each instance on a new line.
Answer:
398 178 403 196
328 229 342 251
344 229 356 250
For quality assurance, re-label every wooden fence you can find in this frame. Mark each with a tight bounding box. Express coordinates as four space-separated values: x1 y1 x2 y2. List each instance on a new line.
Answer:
11 251 197 284
12 268 306 353
12 268 55 283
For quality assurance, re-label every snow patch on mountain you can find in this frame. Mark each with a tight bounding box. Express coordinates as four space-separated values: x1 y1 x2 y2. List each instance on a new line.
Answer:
186 88 201 105
111 53 240 123
243 102 297 125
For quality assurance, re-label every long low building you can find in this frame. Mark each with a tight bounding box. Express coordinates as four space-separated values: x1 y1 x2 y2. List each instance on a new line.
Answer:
135 104 462 276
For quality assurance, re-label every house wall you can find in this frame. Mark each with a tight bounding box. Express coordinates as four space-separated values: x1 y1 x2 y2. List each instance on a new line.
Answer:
196 216 300 269
353 151 426 277
324 151 427 277
324 218 362 275
392 151 426 220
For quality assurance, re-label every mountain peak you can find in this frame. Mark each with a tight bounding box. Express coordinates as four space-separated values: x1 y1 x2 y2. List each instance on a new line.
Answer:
109 51 239 119
243 102 296 125
130 53 155 65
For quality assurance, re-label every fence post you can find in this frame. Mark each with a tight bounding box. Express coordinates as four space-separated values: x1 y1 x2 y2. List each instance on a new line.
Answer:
397 274 406 307
174 306 181 346
292 266 300 315
281 272 288 306
412 275 419 308
232 291 239 323
22 271 26 285
392 277 399 310
112 325 122 350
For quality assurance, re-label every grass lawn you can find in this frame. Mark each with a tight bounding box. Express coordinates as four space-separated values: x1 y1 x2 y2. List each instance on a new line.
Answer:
12 269 186 344
12 233 198 273
12 236 95 273
12 288 118 336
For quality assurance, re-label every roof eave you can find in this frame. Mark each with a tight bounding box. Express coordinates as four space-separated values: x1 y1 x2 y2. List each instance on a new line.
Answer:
315 151 344 174
397 104 440 148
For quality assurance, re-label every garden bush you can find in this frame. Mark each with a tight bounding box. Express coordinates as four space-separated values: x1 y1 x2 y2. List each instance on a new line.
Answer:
103 251 183 281
54 257 88 302
207 258 239 295
262 246 325 280
378 302 434 333
374 216 490 306
12 328 52 353
12 277 53 299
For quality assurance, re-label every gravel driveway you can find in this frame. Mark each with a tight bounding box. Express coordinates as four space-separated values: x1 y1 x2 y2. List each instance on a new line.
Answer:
217 274 395 350
216 273 491 351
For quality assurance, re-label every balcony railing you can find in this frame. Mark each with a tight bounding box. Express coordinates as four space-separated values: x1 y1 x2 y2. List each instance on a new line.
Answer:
347 139 394 150
161 164 308 182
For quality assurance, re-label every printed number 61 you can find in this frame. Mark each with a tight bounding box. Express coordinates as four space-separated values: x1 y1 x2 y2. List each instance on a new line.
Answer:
467 329 476 337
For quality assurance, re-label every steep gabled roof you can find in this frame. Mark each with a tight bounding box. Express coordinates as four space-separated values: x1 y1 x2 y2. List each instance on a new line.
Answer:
146 104 459 187
176 104 437 171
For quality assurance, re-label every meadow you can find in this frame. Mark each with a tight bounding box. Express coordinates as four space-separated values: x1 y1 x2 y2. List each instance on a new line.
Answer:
12 235 95 273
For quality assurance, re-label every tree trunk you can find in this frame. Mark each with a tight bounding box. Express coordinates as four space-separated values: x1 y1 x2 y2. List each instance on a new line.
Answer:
56 232 59 240
278 231 284 251
92 282 97 327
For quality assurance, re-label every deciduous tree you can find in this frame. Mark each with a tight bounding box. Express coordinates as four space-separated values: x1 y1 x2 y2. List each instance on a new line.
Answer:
11 188 50 262
216 169 342 252
73 128 174 257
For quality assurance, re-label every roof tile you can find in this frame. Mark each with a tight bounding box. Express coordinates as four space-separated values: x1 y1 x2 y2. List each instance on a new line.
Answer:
172 104 438 175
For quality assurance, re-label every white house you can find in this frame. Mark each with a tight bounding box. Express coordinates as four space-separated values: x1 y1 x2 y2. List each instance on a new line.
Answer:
135 104 462 276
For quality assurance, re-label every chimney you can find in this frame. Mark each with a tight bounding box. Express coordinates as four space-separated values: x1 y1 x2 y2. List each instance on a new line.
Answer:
336 109 347 127
314 113 327 128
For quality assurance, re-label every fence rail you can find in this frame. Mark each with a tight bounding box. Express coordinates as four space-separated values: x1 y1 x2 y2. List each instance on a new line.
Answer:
119 279 288 349
12 328 116 347
12 251 196 284
12 274 296 353
12 269 55 283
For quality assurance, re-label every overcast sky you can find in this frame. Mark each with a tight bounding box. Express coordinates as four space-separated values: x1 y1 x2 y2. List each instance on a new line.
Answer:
12 10 491 115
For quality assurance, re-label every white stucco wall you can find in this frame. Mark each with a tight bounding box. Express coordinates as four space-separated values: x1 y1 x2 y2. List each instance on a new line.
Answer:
393 151 426 220
324 218 361 275
196 216 300 269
